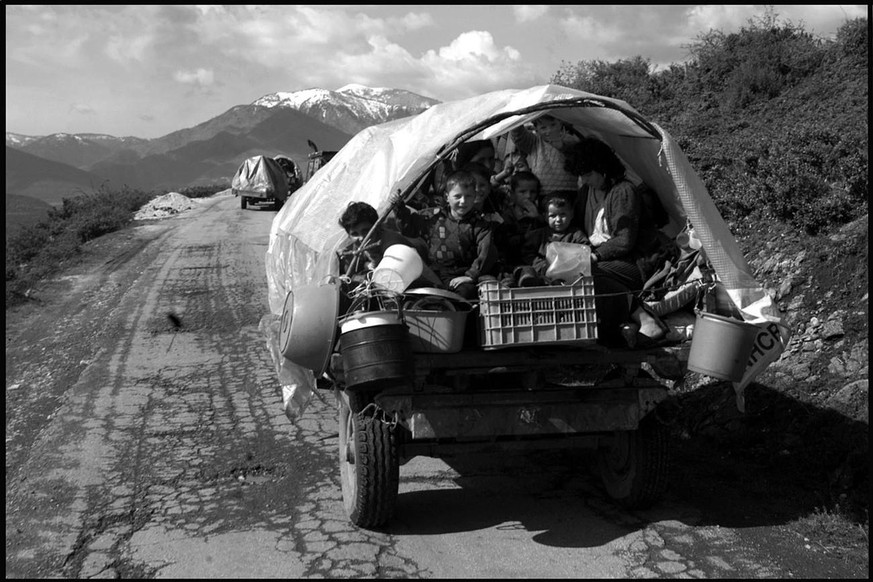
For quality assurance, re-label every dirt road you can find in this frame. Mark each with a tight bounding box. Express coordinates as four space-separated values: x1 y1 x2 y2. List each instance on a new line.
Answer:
5 192 864 578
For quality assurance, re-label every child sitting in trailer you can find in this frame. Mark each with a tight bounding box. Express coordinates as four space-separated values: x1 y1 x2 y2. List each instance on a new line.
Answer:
503 170 545 232
393 170 497 300
336 201 440 289
513 191 588 287
496 171 546 285
462 161 507 224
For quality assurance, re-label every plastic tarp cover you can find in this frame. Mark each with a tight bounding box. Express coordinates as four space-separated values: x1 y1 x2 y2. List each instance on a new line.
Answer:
265 84 790 418
232 155 288 199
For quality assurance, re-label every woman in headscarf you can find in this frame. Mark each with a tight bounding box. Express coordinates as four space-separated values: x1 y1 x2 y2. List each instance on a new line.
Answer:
564 137 669 346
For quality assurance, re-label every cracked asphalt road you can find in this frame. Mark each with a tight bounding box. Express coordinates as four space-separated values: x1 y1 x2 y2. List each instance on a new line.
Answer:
5 192 860 578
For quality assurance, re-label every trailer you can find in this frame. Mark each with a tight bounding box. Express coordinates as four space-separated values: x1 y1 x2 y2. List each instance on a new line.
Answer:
265 85 791 529
322 282 690 527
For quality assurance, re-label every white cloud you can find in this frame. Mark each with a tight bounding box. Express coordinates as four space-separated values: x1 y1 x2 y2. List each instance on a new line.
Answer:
435 30 518 62
394 12 435 31
174 68 215 87
207 5 432 57
69 103 96 115
288 24 535 98
418 31 534 97
7 4 866 138
193 5 227 17
513 5 549 23
559 13 621 54
105 33 153 63
686 5 754 35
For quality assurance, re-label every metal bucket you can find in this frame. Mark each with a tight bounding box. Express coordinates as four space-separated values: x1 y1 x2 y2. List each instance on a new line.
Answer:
688 311 760 382
339 322 413 389
279 279 340 375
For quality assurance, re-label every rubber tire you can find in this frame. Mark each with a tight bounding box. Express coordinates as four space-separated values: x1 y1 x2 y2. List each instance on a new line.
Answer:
338 391 399 528
597 414 670 509
240 196 247 209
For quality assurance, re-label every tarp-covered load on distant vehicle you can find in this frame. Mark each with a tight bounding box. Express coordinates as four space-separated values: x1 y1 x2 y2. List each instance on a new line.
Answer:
232 155 291 210
264 84 791 414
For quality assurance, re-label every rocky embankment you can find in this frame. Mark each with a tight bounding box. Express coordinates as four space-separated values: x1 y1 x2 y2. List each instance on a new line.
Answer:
675 214 868 524
752 214 869 422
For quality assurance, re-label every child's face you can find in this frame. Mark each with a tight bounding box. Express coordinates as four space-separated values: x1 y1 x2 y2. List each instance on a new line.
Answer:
446 183 476 218
512 154 530 173
547 203 574 233
512 179 539 205
578 170 606 191
469 148 496 172
471 174 491 210
533 116 565 147
346 221 374 245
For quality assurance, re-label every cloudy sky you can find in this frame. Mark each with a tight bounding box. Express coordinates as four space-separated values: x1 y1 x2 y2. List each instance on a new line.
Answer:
6 4 866 139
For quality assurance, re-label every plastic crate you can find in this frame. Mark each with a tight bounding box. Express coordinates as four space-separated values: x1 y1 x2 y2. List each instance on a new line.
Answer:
478 279 598 348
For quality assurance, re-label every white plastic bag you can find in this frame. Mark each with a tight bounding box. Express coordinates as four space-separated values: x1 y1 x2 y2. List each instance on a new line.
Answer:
545 242 592 282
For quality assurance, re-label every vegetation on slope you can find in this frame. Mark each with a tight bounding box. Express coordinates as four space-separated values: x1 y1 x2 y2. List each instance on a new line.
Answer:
5 185 224 305
553 12 868 236
553 11 869 560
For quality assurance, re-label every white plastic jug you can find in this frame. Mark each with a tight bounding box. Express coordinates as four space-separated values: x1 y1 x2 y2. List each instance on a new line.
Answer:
372 244 423 293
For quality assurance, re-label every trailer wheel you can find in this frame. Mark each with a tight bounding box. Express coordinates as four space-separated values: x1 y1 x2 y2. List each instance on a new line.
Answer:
597 415 669 509
240 196 247 209
338 391 399 528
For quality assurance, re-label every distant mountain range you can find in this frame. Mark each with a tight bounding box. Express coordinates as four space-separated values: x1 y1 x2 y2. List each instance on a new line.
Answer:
5 146 108 236
6 147 107 204
5 85 440 198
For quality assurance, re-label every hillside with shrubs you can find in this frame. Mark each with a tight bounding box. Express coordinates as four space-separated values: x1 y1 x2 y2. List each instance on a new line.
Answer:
553 12 868 237
5 185 224 305
552 13 868 562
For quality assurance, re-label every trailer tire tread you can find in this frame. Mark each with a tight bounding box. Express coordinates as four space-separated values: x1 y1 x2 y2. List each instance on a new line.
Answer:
340 394 399 529
598 415 670 509
352 413 398 527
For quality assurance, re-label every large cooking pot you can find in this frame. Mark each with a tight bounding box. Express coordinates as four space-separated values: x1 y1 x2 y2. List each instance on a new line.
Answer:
279 277 341 375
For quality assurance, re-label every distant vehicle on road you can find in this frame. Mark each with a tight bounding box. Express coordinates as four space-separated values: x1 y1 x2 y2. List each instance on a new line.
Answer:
231 155 293 210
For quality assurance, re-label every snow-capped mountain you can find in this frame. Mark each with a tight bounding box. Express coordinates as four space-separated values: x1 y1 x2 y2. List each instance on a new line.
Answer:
5 85 441 191
6 133 40 148
252 85 439 136
336 84 440 110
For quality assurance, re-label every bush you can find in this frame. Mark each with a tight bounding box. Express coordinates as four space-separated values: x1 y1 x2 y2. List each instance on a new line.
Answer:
178 183 229 199
552 11 868 236
834 17 869 61
6 185 154 307
552 56 660 113
747 126 868 233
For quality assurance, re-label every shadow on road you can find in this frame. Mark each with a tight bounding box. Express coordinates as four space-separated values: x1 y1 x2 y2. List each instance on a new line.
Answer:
388 381 867 549
666 382 868 528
